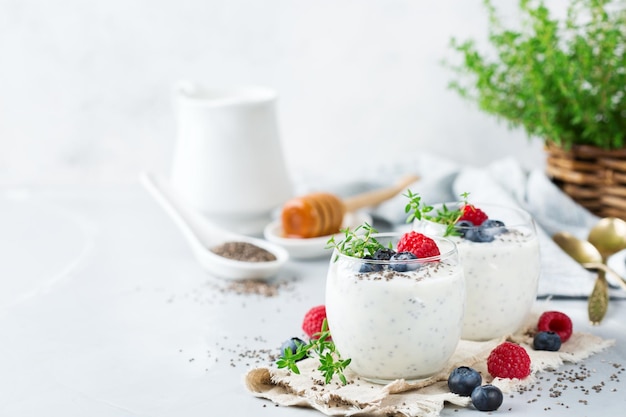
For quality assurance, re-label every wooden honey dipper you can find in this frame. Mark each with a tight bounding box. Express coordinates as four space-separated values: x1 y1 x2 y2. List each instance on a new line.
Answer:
280 174 420 238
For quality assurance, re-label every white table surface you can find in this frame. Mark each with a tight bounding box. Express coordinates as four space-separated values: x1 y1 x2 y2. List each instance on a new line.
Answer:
1 183 624 416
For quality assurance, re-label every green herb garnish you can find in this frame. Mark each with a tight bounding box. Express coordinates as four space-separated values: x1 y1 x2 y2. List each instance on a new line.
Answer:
403 190 472 236
325 222 388 260
276 319 352 384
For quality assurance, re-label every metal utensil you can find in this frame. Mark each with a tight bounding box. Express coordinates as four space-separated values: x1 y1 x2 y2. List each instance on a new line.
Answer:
586 218 626 324
552 231 614 324
588 217 626 260
552 231 626 289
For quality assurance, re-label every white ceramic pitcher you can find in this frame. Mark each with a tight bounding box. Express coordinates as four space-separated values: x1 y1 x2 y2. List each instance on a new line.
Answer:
170 81 293 235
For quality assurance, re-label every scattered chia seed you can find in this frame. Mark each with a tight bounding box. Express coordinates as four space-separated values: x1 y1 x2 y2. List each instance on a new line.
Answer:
211 241 277 262
512 360 622 411
224 279 288 297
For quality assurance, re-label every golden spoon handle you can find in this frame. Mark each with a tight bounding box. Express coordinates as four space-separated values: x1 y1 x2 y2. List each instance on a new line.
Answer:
581 262 626 291
588 270 609 325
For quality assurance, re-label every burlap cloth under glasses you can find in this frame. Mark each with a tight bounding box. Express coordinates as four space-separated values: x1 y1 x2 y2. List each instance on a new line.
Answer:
244 313 614 417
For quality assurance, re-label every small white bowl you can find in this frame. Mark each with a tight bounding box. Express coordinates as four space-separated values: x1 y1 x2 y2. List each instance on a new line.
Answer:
263 211 373 260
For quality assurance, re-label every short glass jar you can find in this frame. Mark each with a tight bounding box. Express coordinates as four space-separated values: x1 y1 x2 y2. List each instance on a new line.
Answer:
416 203 541 341
325 233 464 383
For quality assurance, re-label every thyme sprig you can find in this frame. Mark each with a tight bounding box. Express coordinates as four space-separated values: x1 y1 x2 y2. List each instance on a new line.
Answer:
276 319 352 384
325 223 387 260
446 0 626 150
404 190 472 236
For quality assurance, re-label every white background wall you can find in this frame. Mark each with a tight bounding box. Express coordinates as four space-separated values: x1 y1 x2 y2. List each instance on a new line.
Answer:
0 0 550 187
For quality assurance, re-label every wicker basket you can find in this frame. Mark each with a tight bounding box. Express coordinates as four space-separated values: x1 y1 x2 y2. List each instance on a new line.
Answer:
545 143 626 220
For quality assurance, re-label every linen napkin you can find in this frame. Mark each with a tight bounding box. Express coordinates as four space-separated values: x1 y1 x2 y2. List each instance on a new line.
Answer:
244 311 614 417
295 153 621 299
448 158 602 298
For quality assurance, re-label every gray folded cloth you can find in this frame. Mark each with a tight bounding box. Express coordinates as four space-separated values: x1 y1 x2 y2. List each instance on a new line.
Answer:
447 158 601 298
297 153 623 299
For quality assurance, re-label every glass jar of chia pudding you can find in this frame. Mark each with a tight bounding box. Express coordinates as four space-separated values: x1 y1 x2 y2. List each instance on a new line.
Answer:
325 233 465 383
415 203 541 341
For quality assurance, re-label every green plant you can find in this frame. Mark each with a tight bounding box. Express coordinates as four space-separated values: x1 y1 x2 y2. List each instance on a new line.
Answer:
326 223 387 260
404 190 473 236
446 0 626 150
276 319 352 384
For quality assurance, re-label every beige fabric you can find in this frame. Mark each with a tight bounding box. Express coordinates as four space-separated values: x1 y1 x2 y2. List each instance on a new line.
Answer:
244 317 615 417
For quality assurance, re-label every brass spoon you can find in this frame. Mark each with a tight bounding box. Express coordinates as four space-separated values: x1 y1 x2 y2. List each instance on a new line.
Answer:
585 218 626 325
587 217 626 260
552 231 617 324
552 231 626 289
588 270 610 325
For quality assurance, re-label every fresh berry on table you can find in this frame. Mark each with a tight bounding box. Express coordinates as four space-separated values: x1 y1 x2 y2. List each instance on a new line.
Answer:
276 305 350 384
279 337 306 358
487 341 532 379
447 366 482 396
533 331 562 351
470 384 504 411
537 311 573 343
302 305 328 339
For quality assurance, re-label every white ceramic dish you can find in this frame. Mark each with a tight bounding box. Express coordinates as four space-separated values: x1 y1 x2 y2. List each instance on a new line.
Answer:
263 211 373 259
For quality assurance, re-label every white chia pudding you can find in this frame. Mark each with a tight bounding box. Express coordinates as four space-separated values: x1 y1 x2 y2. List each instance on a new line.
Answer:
325 235 465 383
451 227 540 340
416 203 541 341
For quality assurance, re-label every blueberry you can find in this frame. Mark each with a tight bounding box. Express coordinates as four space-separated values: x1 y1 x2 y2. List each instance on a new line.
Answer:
482 219 505 229
471 384 503 411
373 248 396 261
447 366 482 396
279 337 306 360
359 255 381 273
533 331 562 351
464 227 495 242
481 219 507 238
457 220 475 227
389 251 419 272
454 220 475 237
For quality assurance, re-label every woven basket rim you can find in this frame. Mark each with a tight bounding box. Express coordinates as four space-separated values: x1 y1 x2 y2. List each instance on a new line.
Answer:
545 144 626 220
545 142 626 158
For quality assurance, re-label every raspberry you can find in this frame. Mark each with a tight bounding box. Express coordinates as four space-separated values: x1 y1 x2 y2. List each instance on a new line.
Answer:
302 305 328 339
396 231 440 258
537 311 573 343
487 341 531 379
458 204 488 226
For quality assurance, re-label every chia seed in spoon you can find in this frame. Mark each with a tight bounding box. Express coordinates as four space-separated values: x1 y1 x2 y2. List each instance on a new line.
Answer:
211 241 277 262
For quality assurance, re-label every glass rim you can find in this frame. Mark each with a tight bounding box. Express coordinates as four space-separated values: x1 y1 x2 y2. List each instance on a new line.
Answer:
332 232 458 264
427 201 534 229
